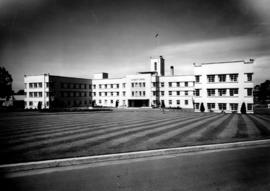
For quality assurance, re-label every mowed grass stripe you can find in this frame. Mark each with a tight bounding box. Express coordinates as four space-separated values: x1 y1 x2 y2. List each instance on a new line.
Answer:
136 114 226 148
241 115 261 137
2 113 196 152
254 115 270 122
182 114 232 141
247 115 270 136
197 114 234 141
217 114 238 139
0 112 147 135
15 113 210 156
0 112 173 142
1 113 182 147
234 114 248 138
88 114 219 151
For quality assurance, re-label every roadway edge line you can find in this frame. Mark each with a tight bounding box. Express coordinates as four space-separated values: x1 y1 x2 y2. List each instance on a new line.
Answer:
1 139 270 173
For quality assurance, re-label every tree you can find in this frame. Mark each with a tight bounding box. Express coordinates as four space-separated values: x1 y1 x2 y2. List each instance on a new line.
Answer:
200 103 205 112
0 67 13 100
16 89 25 95
255 80 270 104
240 102 246 114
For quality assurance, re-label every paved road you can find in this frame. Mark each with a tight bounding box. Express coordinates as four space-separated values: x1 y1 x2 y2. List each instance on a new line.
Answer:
2 145 270 191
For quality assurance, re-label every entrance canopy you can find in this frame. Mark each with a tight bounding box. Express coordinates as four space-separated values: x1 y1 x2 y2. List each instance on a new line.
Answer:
128 99 149 107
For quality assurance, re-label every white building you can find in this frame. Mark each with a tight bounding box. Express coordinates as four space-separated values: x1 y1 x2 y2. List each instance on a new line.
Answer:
193 60 254 113
24 56 254 113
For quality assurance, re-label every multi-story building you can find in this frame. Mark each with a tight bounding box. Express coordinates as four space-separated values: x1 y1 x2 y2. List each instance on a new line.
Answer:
193 60 254 113
24 56 254 113
24 74 92 109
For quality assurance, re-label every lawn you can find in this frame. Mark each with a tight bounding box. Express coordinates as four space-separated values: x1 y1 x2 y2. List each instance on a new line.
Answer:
0 110 269 164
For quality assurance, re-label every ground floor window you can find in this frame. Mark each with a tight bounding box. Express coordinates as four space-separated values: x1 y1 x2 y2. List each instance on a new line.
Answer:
207 103 215 110
247 103 253 111
185 100 188 105
218 103 226 110
29 101 33 106
169 100 172 105
230 103 238 111
177 100 180 105
195 103 199 109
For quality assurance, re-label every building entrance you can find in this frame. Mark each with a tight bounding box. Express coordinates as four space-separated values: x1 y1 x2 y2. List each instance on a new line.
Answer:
128 99 149 107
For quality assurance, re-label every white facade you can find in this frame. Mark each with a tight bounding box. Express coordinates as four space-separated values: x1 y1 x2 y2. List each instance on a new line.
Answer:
193 60 254 113
24 57 254 113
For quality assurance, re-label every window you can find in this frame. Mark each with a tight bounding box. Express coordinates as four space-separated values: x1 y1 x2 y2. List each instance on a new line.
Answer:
123 91 126 96
195 75 200 83
143 91 145 96
169 82 172 87
160 82 164 87
207 89 215 96
161 91 164 96
38 92 42 97
246 88 253 96
218 103 227 110
218 89 226 96
230 103 238 111
131 83 134 87
177 91 180 96
111 100 113 104
38 83 42 88
154 62 157 71
195 103 200 109
176 82 180 87
169 100 172 105
117 92 119 96
93 85 96 89
230 74 238 82
142 82 145 87
185 82 188 87
46 82 49 88
29 83 33 88
247 103 253 111
116 84 119 88
185 91 188 96
132 91 134 96
104 84 107 89
229 88 238 96
99 92 101 96
177 100 180 105
46 92 49 97
29 92 33 97
29 101 33 106
152 82 156 87
246 73 253 81
207 103 215 110
34 92 38 97
169 91 172 96
185 100 188 105
111 92 113 96
122 83 126 88
105 92 107 96
207 75 215 83
195 89 200 96
218 74 226 82
111 84 113 88
99 84 102 89
153 91 156 96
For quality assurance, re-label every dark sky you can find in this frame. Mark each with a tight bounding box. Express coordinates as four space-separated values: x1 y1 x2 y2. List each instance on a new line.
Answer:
0 0 269 90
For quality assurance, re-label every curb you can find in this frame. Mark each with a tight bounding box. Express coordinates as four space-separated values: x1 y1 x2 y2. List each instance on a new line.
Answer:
1 139 270 174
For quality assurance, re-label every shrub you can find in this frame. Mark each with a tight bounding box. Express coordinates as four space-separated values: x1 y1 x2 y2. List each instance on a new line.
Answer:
241 102 246 114
200 103 205 112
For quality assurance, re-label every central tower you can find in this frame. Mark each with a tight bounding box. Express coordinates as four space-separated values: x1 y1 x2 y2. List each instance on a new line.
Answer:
150 56 165 76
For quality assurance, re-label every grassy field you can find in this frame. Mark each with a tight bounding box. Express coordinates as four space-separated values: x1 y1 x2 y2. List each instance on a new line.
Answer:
0 110 270 164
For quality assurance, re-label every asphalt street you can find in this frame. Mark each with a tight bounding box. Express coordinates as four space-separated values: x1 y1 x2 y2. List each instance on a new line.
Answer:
2 145 270 191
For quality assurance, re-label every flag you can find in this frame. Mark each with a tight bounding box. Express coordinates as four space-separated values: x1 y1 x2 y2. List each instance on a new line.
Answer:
155 33 159 38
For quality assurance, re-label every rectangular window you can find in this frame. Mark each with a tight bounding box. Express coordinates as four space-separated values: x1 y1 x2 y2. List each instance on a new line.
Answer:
111 100 113 104
160 82 164 87
247 103 253 110
207 89 215 96
195 75 200 83
153 91 156 96
207 103 215 110
169 100 172 105
177 91 180 96
34 92 38 97
185 100 188 105
29 101 33 106
122 83 126 88
132 91 134 96
93 85 96 89
169 82 172 87
229 88 238 96
247 73 253 81
29 92 33 97
195 103 200 109
142 82 145 87
185 91 188 96
230 74 238 82
176 82 180 87
185 82 188 87
230 103 238 111
111 84 113 88
123 91 126 96
161 91 164 96
207 75 215 83
195 89 200 96
218 74 226 82
116 84 119 88
99 92 101 96
218 89 226 96
152 82 156 87
117 92 119 96
246 88 253 96
177 100 180 105
143 91 145 96
169 91 172 96
218 103 227 110
38 82 42 88
38 92 42 97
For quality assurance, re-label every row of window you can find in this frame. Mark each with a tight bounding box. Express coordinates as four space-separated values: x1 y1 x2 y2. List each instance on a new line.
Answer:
206 88 252 97
152 91 192 96
194 73 253 83
194 103 253 111
60 83 89 90
93 83 123 89
93 91 124 97
167 99 189 105
152 81 193 88
28 92 49 98
131 91 146 97
60 91 90 97
27 82 49 89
